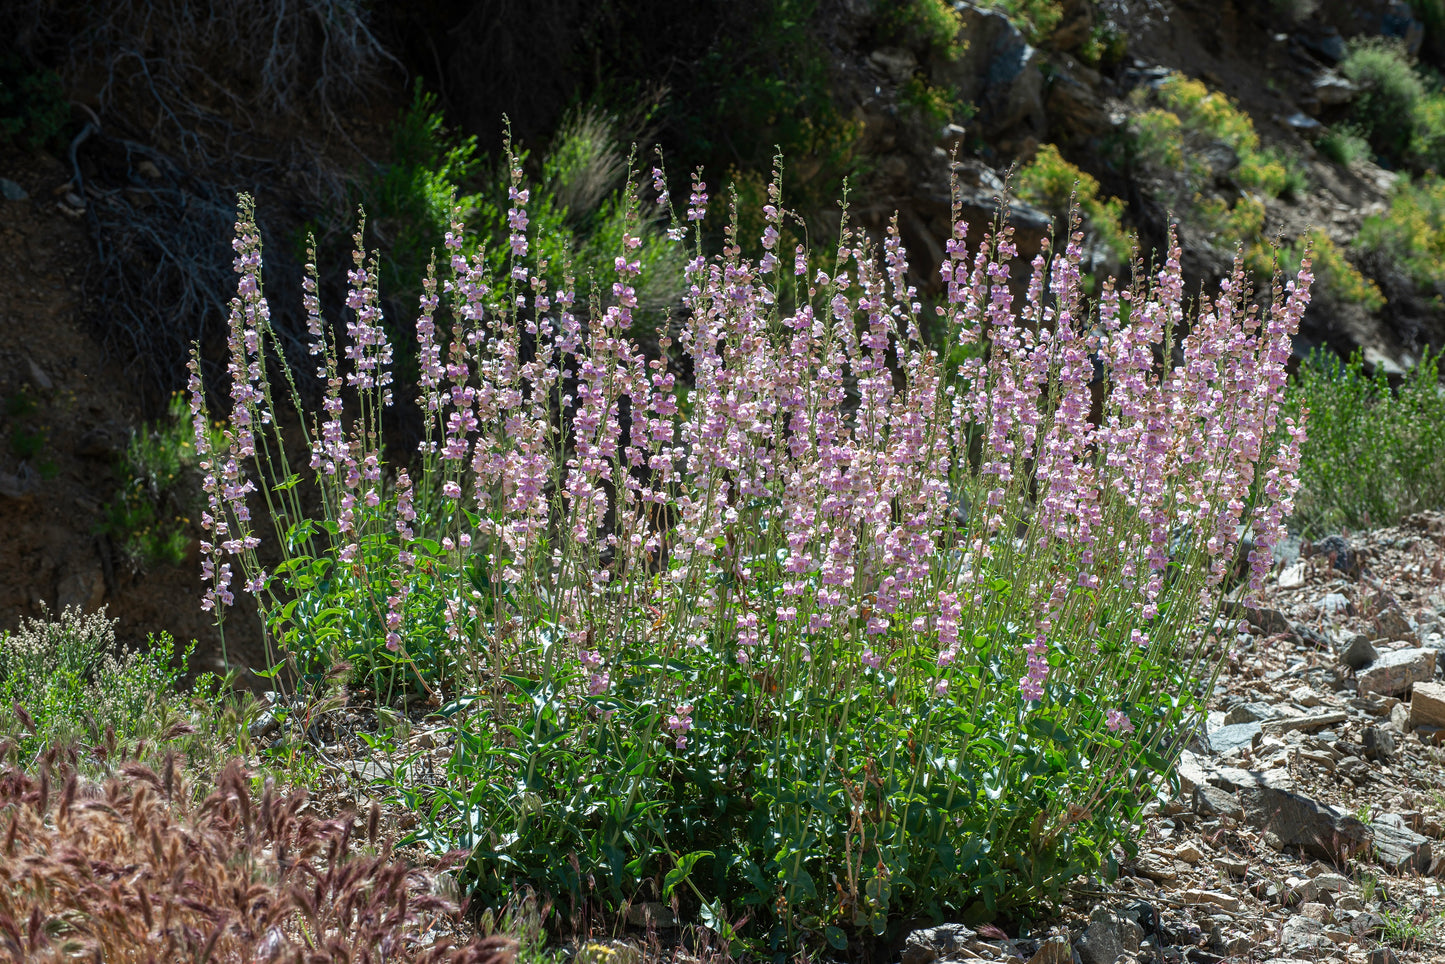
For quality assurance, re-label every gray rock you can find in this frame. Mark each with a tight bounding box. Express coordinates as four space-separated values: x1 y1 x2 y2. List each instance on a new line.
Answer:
1297 28 1348 63
866 47 918 85
1211 765 1294 793
1272 533 1303 566
1193 784 1244 819
74 424 125 459
1410 680 1445 729
1312 72 1358 106
1358 648 1435 697
1242 605 1291 635
1341 633 1378 670
1310 535 1360 577
1280 915 1326 953
1044 56 1110 142
26 356 53 392
1362 725 1397 762
1223 702 1273 725
1075 904 1142 964
1204 721 1261 755
1316 592 1351 616
56 557 106 612
249 709 282 739
0 177 26 201
1261 711 1347 736
1369 821 1432 874
1239 786 1371 861
1284 112 1322 134
900 924 978 964
0 468 36 500
1375 605 1416 642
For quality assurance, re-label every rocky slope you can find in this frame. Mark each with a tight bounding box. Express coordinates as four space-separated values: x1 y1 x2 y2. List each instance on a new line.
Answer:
829 0 1443 371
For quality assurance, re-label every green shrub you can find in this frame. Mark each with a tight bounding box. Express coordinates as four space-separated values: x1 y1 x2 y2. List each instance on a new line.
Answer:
1356 173 1445 291
1080 22 1127 69
876 0 965 57
1130 108 1187 171
1285 349 1445 534
1410 90 1445 170
979 0 1064 44
1014 143 1133 262
3 384 57 478
1340 40 1430 165
0 607 196 761
194 163 1305 948
1328 38 1445 171
1197 194 1267 243
96 392 216 570
899 75 963 129
1153 73 1308 199
1156 74 1258 154
671 0 862 214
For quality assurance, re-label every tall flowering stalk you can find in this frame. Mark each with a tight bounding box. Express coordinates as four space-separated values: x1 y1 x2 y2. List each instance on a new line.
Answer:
196 158 1308 935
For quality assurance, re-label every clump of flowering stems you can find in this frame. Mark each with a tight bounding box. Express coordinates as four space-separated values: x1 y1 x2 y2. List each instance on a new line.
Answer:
0 752 519 963
192 148 1308 925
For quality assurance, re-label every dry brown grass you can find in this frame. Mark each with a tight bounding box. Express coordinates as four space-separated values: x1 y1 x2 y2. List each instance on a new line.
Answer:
0 753 516 963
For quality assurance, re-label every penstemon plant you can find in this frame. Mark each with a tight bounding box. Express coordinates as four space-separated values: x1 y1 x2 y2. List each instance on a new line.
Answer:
191 147 1308 950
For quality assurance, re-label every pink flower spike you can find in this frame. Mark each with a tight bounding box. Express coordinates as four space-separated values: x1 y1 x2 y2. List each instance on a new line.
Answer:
1106 709 1135 734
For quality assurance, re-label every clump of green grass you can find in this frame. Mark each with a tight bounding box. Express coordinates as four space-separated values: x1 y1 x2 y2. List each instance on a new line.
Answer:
1318 124 1373 167
1285 348 1445 535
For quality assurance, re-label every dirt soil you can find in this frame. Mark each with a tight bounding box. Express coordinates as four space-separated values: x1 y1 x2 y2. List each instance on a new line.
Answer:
0 145 264 680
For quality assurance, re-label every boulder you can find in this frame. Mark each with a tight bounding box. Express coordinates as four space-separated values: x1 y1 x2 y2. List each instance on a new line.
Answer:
1410 680 1445 729
1358 648 1435 697
1203 721 1261 754
1341 633 1378 670
1044 56 1110 142
1308 534 1360 577
1075 904 1142 964
1369 821 1432 874
1238 786 1371 861
935 4 1047 139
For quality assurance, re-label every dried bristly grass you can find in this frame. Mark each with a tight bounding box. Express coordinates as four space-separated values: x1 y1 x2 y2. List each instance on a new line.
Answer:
0 755 517 963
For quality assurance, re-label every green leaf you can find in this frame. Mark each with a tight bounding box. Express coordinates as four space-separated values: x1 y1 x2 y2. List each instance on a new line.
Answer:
824 926 848 950
663 849 714 898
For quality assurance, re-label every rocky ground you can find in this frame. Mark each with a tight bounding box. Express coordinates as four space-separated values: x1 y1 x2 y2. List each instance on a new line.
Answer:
891 513 1445 964
242 513 1445 964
